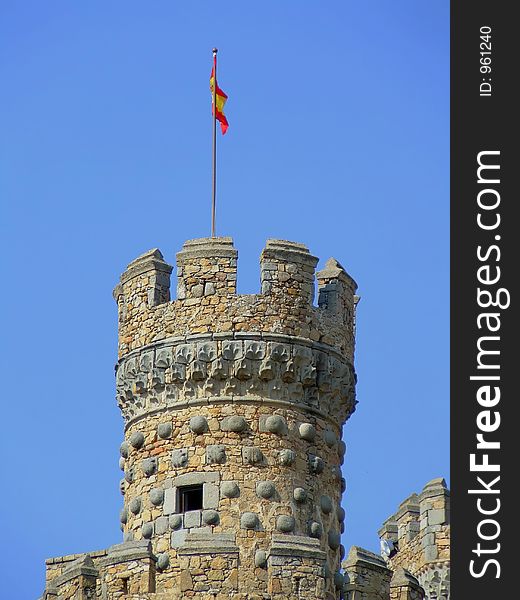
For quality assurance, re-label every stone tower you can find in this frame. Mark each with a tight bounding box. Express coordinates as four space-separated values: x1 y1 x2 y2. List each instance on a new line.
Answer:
42 236 358 600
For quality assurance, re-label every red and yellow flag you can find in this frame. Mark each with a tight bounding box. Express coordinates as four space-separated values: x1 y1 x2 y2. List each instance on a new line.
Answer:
210 63 229 134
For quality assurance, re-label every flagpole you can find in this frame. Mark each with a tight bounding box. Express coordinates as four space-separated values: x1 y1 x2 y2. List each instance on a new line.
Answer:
211 47 218 238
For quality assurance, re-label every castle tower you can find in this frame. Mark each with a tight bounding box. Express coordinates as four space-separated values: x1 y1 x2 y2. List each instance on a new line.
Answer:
41 236 358 600
112 236 357 599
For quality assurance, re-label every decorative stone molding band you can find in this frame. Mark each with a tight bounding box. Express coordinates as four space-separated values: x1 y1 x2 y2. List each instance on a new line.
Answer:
116 333 356 425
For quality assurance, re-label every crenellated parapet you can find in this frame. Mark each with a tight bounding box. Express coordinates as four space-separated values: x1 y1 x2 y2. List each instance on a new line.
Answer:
377 479 451 600
113 237 358 362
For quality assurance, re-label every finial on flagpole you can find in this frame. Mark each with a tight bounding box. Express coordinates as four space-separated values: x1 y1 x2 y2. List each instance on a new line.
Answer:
213 47 218 55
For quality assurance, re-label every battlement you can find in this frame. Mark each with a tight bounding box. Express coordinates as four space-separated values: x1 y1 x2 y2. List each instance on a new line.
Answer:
377 479 450 599
113 237 358 361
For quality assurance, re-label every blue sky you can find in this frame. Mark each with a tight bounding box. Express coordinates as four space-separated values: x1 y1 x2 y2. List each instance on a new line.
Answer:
0 2 449 597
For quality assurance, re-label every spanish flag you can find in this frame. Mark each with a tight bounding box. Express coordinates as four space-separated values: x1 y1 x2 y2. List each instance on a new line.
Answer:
210 63 229 135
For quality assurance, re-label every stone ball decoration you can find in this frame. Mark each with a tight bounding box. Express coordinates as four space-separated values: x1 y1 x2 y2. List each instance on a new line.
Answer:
255 550 267 568
341 477 347 493
337 506 346 522
309 521 323 539
241 512 259 530
119 507 128 524
334 571 345 589
189 415 208 434
276 515 296 533
221 481 240 498
203 510 220 526
169 514 182 530
119 479 125 495
142 522 153 539
299 422 316 442
118 457 125 471
120 441 129 458
226 415 247 432
320 495 333 514
142 457 157 477
339 440 347 457
257 481 276 499
340 544 346 560
278 449 296 466
293 487 307 503
129 431 145 449
157 553 169 570
324 430 337 447
124 468 134 484
328 530 341 550
265 415 286 435
129 497 142 515
149 488 165 506
157 422 172 439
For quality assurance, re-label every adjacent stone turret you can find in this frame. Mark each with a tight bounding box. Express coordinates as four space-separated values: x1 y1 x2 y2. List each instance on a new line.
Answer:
42 236 358 600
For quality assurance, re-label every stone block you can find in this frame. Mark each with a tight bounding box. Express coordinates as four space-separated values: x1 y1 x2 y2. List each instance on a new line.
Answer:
172 448 188 468
428 508 447 526
424 544 439 561
184 510 202 529
203 483 220 509
206 445 226 464
171 529 188 548
163 488 177 515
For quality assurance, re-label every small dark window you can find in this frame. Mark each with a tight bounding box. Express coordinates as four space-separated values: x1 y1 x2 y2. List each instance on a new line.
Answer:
178 484 203 512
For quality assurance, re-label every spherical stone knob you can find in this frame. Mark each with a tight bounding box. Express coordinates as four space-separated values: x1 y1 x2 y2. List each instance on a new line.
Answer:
266 415 286 434
339 440 347 457
340 544 346 560
150 488 165 506
119 507 128 524
299 422 316 442
341 477 347 493
169 514 182 530
157 422 172 439
257 481 276 499
324 430 337 447
120 441 129 458
221 481 240 498
293 487 307 503
141 457 157 477
328 530 341 550
320 495 333 514
241 512 259 530
129 497 141 515
334 571 345 589
276 515 296 533
255 550 267 568
130 431 145 449
119 479 125 495
142 522 153 539
189 415 208 434
225 415 247 432
337 506 346 522
157 553 169 570
309 521 323 539
118 457 125 471
203 510 220 525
